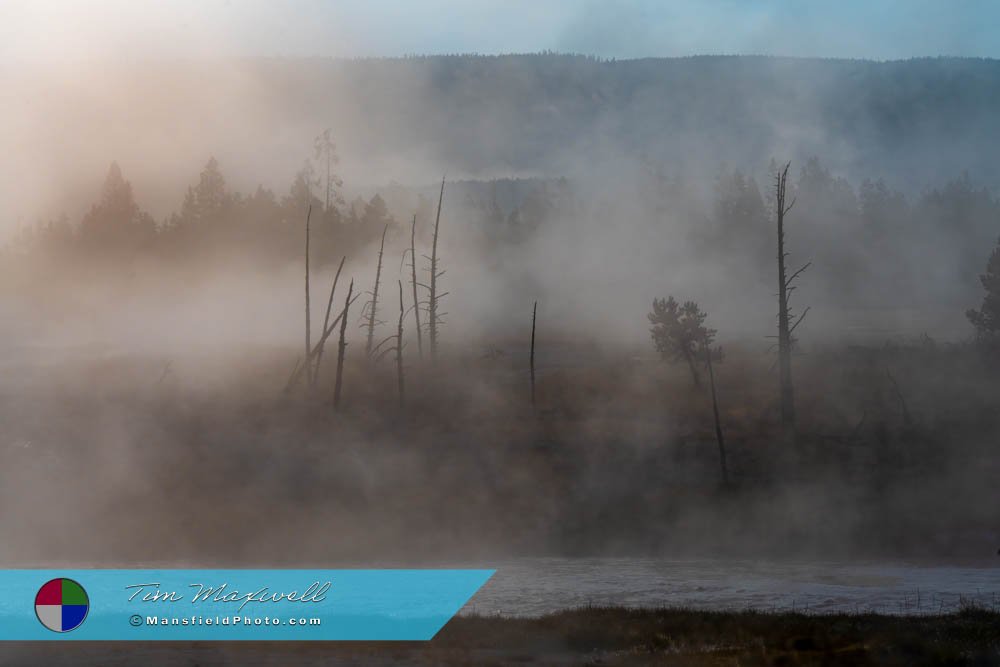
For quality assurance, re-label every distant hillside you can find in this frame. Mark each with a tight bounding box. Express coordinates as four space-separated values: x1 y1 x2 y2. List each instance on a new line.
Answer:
262 54 1000 188
5 54 1000 227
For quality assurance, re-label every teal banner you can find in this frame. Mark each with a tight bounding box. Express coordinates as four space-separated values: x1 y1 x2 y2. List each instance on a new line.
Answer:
0 569 493 640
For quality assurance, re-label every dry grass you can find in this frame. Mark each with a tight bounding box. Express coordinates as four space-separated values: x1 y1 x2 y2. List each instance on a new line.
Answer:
3 606 998 665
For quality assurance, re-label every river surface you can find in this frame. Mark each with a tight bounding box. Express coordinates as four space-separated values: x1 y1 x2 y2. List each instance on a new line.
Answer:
460 558 1000 616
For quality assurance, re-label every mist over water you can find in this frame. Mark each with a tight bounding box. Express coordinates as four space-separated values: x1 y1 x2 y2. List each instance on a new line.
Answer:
1 39 1000 606
464 558 1000 616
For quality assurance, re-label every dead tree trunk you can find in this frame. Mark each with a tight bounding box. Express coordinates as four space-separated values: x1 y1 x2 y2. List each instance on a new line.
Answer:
365 224 388 358
409 214 423 359
333 279 354 410
704 338 728 486
371 282 407 409
304 205 313 387
284 288 359 393
530 300 537 409
774 162 809 441
427 176 445 362
313 256 345 386
396 280 405 409
284 356 302 392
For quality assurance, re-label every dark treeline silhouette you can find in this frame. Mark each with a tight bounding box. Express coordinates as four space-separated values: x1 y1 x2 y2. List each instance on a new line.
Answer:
9 153 1000 323
13 157 397 270
4 157 1000 564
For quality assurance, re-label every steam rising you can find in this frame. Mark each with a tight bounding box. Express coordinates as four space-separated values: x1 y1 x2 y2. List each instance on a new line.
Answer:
1 36 999 568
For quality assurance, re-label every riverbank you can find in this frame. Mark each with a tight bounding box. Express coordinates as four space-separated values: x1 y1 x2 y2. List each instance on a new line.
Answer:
5 606 999 665
440 606 1000 665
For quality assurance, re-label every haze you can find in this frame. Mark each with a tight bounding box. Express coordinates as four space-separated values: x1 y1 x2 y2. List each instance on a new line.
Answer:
0 0 998 578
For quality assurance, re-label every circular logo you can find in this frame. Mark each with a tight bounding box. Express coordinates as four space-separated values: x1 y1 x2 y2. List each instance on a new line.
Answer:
35 578 89 633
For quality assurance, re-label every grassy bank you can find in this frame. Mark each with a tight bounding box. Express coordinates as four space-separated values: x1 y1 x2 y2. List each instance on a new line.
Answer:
6 607 999 665
438 606 1000 665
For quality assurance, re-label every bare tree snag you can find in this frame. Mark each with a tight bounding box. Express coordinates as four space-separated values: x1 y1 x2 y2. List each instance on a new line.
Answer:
284 356 302 392
365 224 389 358
409 214 424 359
313 255 346 386
396 280 405 408
704 336 729 486
284 289 359 393
530 300 537 409
333 279 354 410
370 282 407 408
428 176 445 362
304 205 313 387
774 162 808 441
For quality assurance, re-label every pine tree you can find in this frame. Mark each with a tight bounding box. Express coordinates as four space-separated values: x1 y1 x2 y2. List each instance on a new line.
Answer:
648 296 717 387
967 238 1000 340
78 162 155 253
176 157 231 226
313 129 343 212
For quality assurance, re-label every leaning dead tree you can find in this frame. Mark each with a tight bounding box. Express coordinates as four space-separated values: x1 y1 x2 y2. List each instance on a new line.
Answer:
371 281 407 409
773 162 810 439
407 214 424 359
395 281 405 407
333 279 354 410
530 301 537 409
312 256 346 387
425 176 448 362
304 205 313 386
284 267 359 394
285 356 303 391
364 224 389 358
284 294 358 393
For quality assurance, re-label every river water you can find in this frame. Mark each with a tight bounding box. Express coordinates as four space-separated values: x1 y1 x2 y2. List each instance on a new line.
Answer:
461 558 1000 617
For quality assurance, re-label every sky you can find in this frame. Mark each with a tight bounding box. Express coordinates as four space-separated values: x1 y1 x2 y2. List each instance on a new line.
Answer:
1 0 998 62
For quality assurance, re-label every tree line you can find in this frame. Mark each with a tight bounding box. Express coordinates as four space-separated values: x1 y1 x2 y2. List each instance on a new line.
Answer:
11 152 398 269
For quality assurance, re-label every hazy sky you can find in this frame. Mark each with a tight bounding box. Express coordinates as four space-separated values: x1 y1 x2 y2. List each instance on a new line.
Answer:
2 0 997 62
